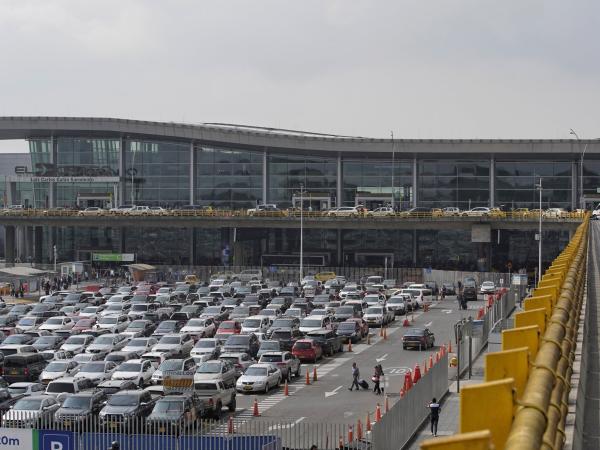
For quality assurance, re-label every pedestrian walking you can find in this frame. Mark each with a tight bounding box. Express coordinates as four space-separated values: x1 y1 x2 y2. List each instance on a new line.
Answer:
372 365 384 395
428 397 441 436
348 362 360 391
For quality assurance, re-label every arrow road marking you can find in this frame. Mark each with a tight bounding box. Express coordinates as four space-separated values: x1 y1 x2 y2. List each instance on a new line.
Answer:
325 385 343 398
442 309 453 314
268 417 305 430
376 353 388 362
424 321 433 327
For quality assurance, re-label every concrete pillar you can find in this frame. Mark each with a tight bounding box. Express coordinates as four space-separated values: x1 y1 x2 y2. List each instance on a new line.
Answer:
412 157 418 207
336 229 342 266
189 142 195 205
4 226 15 265
26 226 34 263
189 228 196 266
119 228 126 253
412 229 418 265
490 156 495 208
34 227 43 264
262 150 268 204
16 226 26 263
336 153 342 207
119 137 126 207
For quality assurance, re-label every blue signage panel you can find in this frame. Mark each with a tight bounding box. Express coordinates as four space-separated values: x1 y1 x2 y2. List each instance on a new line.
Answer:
38 430 76 450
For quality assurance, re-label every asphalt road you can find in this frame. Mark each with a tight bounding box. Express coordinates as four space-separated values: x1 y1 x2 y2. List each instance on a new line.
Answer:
227 295 487 426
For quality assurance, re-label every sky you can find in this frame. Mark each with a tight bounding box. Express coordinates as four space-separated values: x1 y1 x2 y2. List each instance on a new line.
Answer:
0 0 599 153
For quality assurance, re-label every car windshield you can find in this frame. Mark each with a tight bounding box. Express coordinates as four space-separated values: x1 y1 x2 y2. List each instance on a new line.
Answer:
226 336 247 345
336 307 354 314
47 382 75 393
158 360 183 371
245 367 267 376
18 318 36 326
62 396 91 409
159 336 181 345
196 362 221 374
128 339 149 348
338 323 356 330
128 321 146 329
108 394 138 407
204 307 221 314
260 342 280 350
271 331 291 339
157 322 177 331
388 298 404 304
407 328 425 336
45 362 69 372
294 342 312 350
45 318 64 325
259 355 282 362
195 341 215 349
131 305 148 311
187 319 206 327
80 363 107 373
36 337 57 344
272 319 293 328
154 400 184 413
219 322 235 330
94 336 115 345
82 307 98 313
300 319 322 327
14 399 42 410
243 319 261 327
365 308 383 314
65 337 87 345
118 363 142 372
3 335 27 344
99 317 118 324
75 319 93 326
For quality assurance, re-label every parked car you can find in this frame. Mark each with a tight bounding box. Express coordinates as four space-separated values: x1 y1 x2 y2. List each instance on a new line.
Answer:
180 318 217 340
2 395 60 427
258 351 301 381
99 390 156 428
304 329 343 356
218 352 254 378
235 363 281 394
2 353 47 383
112 359 156 387
292 339 323 363
151 357 196 385
194 360 236 388
54 390 107 428
363 306 394 327
74 361 119 384
39 359 80 384
480 281 496 295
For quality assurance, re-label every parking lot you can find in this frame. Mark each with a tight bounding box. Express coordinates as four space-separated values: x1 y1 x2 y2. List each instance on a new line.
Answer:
0 273 489 432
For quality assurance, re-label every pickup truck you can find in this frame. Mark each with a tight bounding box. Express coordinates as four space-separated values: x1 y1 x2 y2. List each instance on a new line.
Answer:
193 380 236 419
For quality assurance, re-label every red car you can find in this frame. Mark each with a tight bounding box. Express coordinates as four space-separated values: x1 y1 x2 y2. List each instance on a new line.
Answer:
216 320 242 336
72 317 97 333
292 338 323 363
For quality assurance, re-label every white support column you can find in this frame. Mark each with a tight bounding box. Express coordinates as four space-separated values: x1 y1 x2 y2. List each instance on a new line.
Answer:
412 157 418 207
189 142 195 205
119 137 126 206
49 135 55 208
571 161 577 210
262 150 268 204
490 156 495 208
336 153 342 207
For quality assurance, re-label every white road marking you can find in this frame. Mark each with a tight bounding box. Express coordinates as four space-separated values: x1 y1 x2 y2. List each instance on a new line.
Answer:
324 385 343 398
375 353 388 362
424 321 433 327
268 417 305 430
442 309 453 314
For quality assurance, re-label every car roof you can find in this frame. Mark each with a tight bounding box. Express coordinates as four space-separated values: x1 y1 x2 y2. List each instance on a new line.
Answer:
248 363 275 369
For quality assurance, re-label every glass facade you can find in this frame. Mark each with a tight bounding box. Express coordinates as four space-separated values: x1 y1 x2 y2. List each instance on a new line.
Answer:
419 160 490 209
55 226 121 262
495 161 572 209
581 158 600 204
268 154 337 208
196 146 262 209
125 140 190 207
56 138 120 175
343 158 412 208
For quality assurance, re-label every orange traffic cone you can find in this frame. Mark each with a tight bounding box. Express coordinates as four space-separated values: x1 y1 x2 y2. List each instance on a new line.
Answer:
284 380 289 396
423 359 428 374
366 413 372 432
400 387 405 398
436 351 441 363
429 355 434 369
313 366 318 382
384 396 389 413
404 372 413 391
348 340 353 352
448 340 453 353
348 426 354 443
338 436 343 450
227 416 234 434
379 327 384 337
253 398 260 416
357 420 363 441
412 364 422 384
375 403 382 422
305 370 311 385
403 318 410 327
383 327 387 340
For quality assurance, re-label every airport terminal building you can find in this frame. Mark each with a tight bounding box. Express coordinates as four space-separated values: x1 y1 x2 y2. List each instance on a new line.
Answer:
0 117 598 272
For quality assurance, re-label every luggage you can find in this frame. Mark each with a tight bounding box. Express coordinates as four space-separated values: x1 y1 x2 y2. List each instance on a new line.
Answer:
359 379 369 390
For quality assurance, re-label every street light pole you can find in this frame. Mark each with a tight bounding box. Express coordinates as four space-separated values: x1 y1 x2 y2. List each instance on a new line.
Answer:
536 178 543 284
391 131 395 211
570 129 588 209
299 183 304 285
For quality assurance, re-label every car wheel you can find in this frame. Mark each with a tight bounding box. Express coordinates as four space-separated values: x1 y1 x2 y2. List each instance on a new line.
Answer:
228 396 236 412
264 384 269 394
213 402 222 420
295 365 301 377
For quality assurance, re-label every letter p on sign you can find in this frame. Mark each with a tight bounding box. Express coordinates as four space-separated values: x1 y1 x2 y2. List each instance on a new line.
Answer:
51 442 63 450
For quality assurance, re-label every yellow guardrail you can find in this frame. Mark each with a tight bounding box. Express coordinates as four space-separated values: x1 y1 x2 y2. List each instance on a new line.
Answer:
421 213 589 449
0 208 588 221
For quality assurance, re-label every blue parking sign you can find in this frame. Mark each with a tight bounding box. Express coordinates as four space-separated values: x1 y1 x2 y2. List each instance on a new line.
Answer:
38 430 75 450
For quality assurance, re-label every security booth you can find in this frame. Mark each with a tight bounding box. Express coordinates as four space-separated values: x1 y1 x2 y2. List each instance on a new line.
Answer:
291 192 332 211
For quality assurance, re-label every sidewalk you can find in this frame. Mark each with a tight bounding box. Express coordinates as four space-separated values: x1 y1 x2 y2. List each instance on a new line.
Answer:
406 347 487 449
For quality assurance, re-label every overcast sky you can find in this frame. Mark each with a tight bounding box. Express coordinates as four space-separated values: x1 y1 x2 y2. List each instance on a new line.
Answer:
0 0 599 152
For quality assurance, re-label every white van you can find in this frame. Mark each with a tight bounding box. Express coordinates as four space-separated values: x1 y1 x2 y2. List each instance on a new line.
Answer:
400 288 432 307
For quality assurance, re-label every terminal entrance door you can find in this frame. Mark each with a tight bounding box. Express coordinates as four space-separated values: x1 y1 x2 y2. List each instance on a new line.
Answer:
353 252 394 268
77 194 113 209
291 194 332 211
355 196 392 210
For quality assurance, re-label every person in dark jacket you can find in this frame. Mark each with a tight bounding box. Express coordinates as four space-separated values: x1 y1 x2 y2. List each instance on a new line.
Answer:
348 362 360 391
428 397 441 436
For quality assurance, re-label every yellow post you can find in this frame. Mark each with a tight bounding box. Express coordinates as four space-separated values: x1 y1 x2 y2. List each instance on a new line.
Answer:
502 325 540 358
420 430 492 449
485 347 529 400
460 378 515 450
532 286 558 304
523 295 552 318
514 308 547 334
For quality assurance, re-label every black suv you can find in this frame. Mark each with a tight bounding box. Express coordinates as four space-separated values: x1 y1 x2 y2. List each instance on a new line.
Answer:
305 329 343 356
462 277 478 301
99 390 156 429
55 391 108 428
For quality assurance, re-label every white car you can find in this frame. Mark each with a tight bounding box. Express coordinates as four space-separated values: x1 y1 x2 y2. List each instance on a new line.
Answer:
462 207 491 217
240 316 270 335
15 316 45 332
368 207 395 217
122 337 158 355
441 207 461 216
480 281 496 295
151 357 196 385
151 333 194 357
109 205 134 214
86 334 129 354
194 360 236 386
39 316 75 332
60 335 95 354
327 206 361 217
299 316 332 334
100 303 129 317
190 338 221 361
128 205 151 215
95 315 130 333
39 360 80 384
236 363 282 394
544 208 567 218
363 294 385 307
79 306 105 319
180 318 217 339
363 306 393 327
74 361 118 384
111 359 156 386
77 207 105 216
